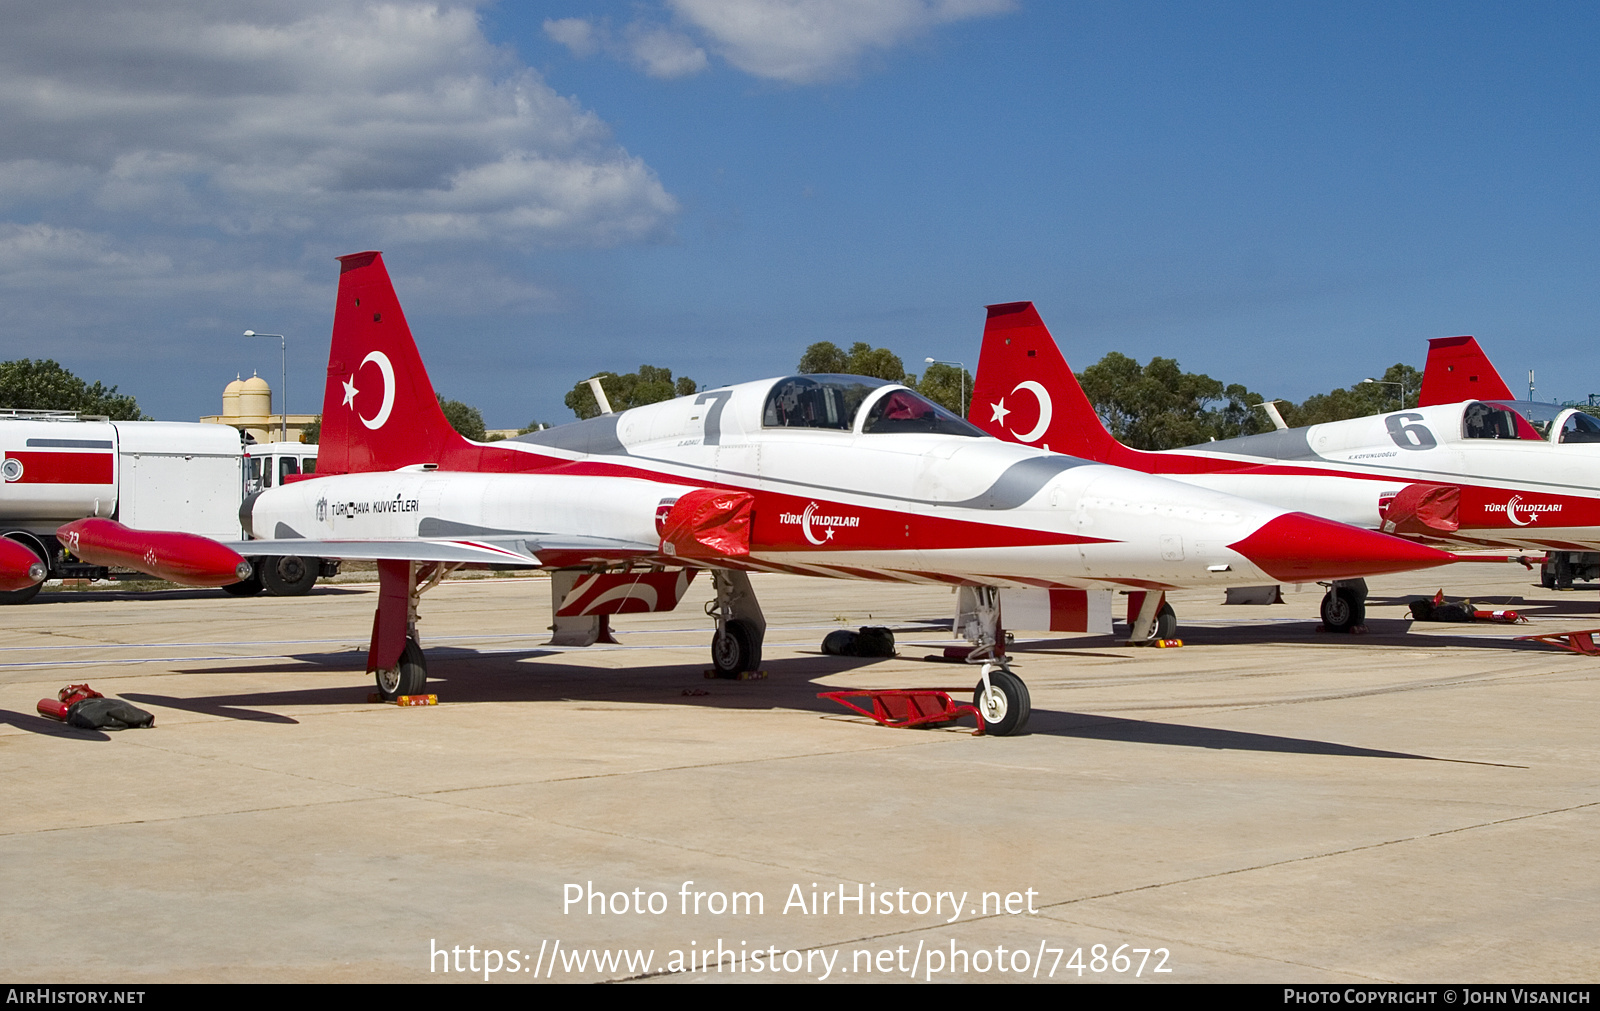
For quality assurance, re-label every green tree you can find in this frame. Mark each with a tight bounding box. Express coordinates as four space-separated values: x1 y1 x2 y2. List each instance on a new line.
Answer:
798 341 849 374
0 359 147 419
437 396 486 441
1078 353 1270 450
1280 363 1420 427
918 361 973 416
300 416 321 444
797 342 913 384
564 365 698 420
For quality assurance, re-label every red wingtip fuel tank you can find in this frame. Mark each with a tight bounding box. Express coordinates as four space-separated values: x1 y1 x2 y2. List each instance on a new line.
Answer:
58 518 252 587
1228 512 1455 582
0 538 47 592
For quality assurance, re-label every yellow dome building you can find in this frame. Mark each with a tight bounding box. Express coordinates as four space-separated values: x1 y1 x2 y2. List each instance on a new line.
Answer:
201 371 319 444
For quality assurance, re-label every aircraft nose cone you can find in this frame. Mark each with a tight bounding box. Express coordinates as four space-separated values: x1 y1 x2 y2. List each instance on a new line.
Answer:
1227 511 1454 581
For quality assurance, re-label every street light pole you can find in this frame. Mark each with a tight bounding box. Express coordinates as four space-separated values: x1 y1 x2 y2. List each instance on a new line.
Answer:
1361 377 1407 413
924 357 968 417
244 331 287 442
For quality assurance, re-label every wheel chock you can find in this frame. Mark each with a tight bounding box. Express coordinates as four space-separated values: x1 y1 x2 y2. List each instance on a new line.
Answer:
817 689 986 735
1515 628 1600 656
366 693 439 705
704 669 767 680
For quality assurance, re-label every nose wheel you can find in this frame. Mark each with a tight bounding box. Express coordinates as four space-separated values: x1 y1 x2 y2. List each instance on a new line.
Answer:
973 664 1031 736
1320 582 1367 633
711 618 761 675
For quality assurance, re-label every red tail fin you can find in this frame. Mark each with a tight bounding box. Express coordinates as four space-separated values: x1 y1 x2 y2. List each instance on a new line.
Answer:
317 251 477 474
970 301 1141 466
1418 335 1514 407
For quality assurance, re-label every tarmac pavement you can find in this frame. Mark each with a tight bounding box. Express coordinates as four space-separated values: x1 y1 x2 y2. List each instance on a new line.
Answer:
0 564 1596 983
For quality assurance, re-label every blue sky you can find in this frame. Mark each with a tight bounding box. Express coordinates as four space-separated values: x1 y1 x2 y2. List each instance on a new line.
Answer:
3 1 1598 426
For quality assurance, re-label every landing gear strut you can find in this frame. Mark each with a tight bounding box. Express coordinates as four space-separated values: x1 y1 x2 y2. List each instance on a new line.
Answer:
1126 591 1176 644
955 585 1032 735
707 569 765 675
369 560 455 700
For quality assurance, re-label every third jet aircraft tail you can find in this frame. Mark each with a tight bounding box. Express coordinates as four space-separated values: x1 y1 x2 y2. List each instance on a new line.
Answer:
1417 335 1515 407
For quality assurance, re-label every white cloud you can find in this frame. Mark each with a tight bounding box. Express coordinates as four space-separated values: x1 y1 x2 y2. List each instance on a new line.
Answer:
0 224 172 287
673 0 1015 82
548 1 1015 84
546 17 709 80
626 25 711 79
0 1 678 249
544 17 602 58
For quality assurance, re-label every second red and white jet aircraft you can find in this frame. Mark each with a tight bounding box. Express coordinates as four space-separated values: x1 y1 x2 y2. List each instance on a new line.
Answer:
971 301 1600 631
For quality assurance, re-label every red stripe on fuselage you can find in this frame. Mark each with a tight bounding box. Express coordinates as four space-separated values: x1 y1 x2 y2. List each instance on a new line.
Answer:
6 451 113 484
460 452 1117 554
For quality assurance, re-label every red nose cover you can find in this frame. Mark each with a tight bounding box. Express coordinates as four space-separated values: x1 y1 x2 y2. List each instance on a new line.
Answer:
58 518 251 587
659 489 753 560
1380 483 1461 537
1228 512 1453 581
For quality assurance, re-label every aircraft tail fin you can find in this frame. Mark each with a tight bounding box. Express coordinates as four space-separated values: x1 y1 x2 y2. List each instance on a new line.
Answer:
318 251 476 474
1418 335 1515 407
970 301 1139 466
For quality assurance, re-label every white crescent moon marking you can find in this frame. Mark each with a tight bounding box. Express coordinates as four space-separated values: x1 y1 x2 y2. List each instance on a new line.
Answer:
1506 495 1530 527
801 502 826 546
588 584 659 613
1010 380 1052 443
358 351 395 430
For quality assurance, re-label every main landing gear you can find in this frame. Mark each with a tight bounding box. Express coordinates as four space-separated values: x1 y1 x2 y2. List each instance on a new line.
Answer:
1125 590 1177 644
956 585 1032 736
707 568 766 676
1319 578 1368 633
368 560 456 700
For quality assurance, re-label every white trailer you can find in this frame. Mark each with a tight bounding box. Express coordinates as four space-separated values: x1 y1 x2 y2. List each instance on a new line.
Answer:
0 411 332 602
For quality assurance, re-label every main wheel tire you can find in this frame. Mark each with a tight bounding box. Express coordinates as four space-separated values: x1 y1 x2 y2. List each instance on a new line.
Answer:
1154 601 1177 639
1541 563 1556 590
711 619 761 674
1320 587 1366 632
375 638 427 700
973 668 1031 736
223 568 265 596
261 555 318 596
1555 558 1575 590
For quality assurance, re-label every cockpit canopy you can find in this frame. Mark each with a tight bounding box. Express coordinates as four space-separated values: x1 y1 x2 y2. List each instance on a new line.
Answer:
860 387 985 436
1473 400 1600 443
1558 411 1600 443
763 375 985 437
1463 401 1541 440
763 375 884 430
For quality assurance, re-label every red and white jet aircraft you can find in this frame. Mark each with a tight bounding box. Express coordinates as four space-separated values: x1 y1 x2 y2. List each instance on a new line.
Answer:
970 301 1600 630
61 254 1455 734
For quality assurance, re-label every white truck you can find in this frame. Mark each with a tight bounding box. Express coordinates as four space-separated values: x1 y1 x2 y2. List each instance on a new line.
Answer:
0 410 333 602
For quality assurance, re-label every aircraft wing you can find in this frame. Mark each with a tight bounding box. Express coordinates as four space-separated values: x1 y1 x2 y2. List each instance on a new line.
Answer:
219 533 661 567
